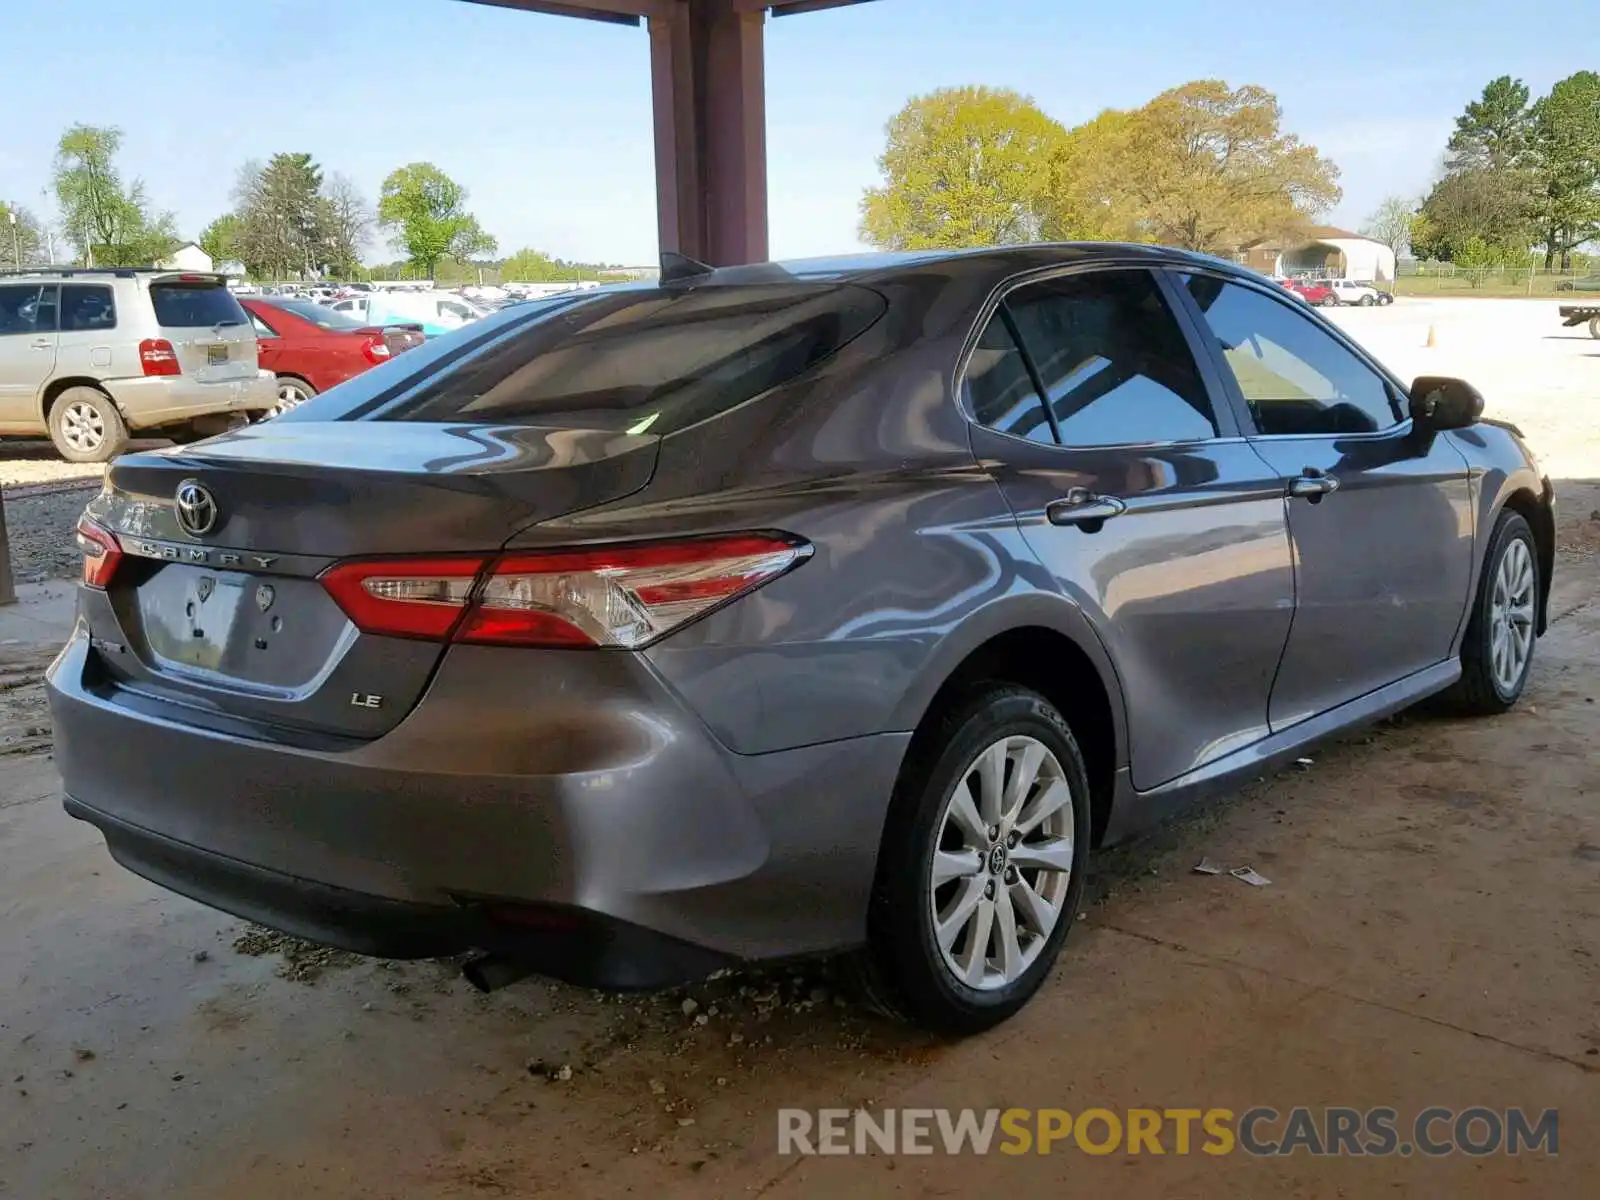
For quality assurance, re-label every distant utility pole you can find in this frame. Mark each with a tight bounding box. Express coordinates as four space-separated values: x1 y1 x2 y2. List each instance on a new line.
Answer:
7 211 18 268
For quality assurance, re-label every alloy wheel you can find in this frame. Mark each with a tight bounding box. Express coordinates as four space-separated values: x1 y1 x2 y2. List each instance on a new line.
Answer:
1489 537 1536 695
61 401 106 454
270 380 311 417
929 735 1074 991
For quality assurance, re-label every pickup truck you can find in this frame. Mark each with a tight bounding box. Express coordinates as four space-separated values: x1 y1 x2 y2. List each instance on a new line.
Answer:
1558 304 1600 338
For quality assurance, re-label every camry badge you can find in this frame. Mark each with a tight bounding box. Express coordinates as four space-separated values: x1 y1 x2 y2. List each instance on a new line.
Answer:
175 479 219 537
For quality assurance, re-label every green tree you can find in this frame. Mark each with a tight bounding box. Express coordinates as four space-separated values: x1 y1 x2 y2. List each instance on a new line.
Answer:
500 247 591 282
198 213 240 267
234 153 332 280
1412 168 1533 261
0 201 44 269
1044 81 1340 253
1528 71 1600 269
1361 194 1416 262
1446 76 1533 172
377 163 492 280
860 86 1066 250
52 124 174 266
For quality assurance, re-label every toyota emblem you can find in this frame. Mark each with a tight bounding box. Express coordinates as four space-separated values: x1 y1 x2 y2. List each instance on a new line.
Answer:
175 479 219 537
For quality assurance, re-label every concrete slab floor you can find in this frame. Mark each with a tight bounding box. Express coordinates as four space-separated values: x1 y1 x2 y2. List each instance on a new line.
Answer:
1 561 1596 1199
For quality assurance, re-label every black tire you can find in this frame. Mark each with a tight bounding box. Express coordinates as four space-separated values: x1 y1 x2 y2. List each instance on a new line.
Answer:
48 386 129 463
1588 315 1599 340
858 684 1092 1036
1359 294 1375 306
1445 510 1539 715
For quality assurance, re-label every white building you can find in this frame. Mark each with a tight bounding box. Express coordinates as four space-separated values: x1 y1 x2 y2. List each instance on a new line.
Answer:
1239 226 1397 283
156 242 215 273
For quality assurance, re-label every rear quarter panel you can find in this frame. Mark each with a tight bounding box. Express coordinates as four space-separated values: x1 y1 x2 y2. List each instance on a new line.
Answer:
501 269 1123 756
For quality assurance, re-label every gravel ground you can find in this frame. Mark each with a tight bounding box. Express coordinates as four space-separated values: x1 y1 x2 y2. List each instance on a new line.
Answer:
2 486 98 584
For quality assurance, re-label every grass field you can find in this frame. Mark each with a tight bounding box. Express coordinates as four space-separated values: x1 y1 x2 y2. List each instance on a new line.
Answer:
1395 272 1600 299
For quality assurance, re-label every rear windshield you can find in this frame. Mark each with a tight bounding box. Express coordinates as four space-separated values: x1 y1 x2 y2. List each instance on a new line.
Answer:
265 298 369 330
150 282 248 328
281 283 887 435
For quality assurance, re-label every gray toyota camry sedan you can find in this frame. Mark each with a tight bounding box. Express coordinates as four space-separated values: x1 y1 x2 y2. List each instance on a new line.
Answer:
48 245 1554 1034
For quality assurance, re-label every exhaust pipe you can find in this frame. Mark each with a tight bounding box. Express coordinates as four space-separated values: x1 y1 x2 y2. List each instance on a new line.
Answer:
462 954 538 994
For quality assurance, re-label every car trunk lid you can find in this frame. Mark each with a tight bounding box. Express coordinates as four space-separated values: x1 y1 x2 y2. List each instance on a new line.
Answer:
82 420 659 740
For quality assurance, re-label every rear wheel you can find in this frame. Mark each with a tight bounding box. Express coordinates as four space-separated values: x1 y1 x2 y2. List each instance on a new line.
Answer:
1446 510 1539 715
270 375 317 417
48 386 128 463
1589 316 1599 339
860 685 1091 1036
1321 294 1340 307
1359 294 1375 306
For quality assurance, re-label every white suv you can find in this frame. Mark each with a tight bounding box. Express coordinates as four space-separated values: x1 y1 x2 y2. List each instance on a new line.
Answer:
0 269 277 462
1321 278 1389 307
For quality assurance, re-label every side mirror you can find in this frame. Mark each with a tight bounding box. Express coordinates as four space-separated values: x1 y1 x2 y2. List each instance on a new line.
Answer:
1409 376 1484 431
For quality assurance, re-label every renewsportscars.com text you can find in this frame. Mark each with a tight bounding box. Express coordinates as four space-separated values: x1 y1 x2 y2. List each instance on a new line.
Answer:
777 1106 1558 1157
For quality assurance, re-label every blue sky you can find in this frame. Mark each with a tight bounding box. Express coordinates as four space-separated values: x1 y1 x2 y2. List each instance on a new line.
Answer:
0 0 1588 265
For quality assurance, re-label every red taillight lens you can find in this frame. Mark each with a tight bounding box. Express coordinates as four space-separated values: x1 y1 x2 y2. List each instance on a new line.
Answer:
319 534 810 649
361 335 391 365
76 516 123 589
139 338 180 377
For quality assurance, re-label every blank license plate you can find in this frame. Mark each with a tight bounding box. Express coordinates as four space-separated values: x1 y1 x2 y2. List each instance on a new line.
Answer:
207 344 229 365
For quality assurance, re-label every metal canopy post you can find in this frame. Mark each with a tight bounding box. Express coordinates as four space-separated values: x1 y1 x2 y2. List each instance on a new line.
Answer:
462 0 876 265
650 0 767 264
0 497 14 606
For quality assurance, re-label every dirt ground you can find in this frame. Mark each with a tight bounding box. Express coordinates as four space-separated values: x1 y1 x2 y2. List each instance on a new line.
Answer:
1 297 1598 1198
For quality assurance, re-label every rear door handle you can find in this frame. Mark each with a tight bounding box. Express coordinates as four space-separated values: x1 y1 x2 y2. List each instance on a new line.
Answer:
30 338 52 350
1288 470 1339 501
1046 488 1128 528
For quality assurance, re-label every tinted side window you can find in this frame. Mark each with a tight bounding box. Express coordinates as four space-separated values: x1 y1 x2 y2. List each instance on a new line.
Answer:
60 284 117 332
1007 271 1217 447
961 312 1055 445
0 285 44 336
0 285 58 335
1182 276 1401 435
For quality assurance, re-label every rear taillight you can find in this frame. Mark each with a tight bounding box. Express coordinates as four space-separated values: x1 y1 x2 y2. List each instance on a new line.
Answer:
76 516 123 589
139 338 180 377
319 533 810 649
361 335 391 365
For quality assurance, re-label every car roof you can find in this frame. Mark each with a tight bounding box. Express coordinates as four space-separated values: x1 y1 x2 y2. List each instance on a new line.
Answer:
672 243 1264 290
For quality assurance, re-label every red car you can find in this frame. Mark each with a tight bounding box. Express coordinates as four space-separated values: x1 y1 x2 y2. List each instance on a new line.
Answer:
1281 278 1339 308
240 297 424 415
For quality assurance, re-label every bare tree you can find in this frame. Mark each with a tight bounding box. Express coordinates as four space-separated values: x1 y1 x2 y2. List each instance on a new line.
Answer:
1361 194 1416 261
323 173 374 279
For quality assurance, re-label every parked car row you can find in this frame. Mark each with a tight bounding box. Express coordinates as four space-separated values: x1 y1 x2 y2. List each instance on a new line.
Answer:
1273 276 1395 308
0 268 427 460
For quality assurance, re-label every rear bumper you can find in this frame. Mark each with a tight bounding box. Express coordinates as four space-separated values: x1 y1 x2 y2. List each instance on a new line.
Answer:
47 622 907 980
65 798 734 987
102 370 277 429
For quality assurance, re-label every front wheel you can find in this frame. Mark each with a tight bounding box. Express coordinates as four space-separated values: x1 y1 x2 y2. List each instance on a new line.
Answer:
1446 510 1539 715
1359 294 1375 306
1588 315 1599 339
860 685 1092 1036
